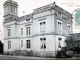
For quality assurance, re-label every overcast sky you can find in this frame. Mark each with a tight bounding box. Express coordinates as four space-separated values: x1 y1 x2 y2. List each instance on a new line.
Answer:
0 0 80 41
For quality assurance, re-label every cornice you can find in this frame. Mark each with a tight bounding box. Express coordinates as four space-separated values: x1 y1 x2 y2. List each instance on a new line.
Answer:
4 36 32 40
33 13 54 20
32 32 68 37
4 32 68 40
19 14 33 21
33 2 72 18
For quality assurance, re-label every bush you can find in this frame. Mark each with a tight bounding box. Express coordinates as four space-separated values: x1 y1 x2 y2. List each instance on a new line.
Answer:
66 51 74 57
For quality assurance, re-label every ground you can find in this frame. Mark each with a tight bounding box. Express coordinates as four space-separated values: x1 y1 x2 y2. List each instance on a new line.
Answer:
0 55 80 60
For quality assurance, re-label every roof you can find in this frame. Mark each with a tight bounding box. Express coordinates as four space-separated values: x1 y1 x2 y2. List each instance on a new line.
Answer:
19 14 33 21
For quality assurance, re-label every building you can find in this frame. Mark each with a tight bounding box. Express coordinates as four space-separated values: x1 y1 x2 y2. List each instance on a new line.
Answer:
3 0 72 57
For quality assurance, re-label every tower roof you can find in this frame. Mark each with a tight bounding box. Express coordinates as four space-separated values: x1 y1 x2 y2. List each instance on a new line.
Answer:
3 0 18 6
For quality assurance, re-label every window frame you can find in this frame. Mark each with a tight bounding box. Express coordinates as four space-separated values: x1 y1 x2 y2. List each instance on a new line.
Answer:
8 41 11 49
21 40 23 47
21 28 23 35
26 40 31 48
40 21 46 32
40 38 46 49
57 20 62 33
8 29 11 36
67 24 71 34
26 27 30 35
58 38 62 48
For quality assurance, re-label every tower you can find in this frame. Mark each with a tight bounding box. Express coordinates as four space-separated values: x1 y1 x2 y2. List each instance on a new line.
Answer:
3 0 18 22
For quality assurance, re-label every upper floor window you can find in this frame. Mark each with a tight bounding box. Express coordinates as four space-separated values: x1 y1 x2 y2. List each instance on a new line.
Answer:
67 24 71 34
15 7 17 13
57 20 62 33
4 6 7 14
40 38 46 49
21 28 23 35
26 27 30 35
40 21 46 32
57 12 61 15
13 6 15 13
26 40 30 48
8 29 11 36
8 41 11 49
26 19 30 23
6 6 8 13
11 5 12 12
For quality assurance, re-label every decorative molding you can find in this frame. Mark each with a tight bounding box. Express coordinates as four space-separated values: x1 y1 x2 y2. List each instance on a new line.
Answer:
25 24 31 26
4 36 32 40
33 2 71 18
4 32 68 40
19 14 33 21
3 0 18 6
38 18 47 21
6 26 11 28
33 14 54 20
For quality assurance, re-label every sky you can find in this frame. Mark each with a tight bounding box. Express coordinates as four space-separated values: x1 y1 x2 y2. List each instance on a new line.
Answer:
0 0 80 42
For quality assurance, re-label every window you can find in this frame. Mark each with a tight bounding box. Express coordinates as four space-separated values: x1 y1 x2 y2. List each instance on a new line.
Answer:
58 38 62 40
57 12 61 15
40 38 46 49
6 6 8 13
8 29 11 36
26 19 30 23
5 6 6 14
8 41 11 49
29 27 30 35
26 27 30 35
21 40 23 47
26 40 30 48
67 24 71 34
21 28 23 35
15 7 17 13
13 6 15 13
40 21 46 32
58 38 62 48
57 20 62 34
11 5 12 12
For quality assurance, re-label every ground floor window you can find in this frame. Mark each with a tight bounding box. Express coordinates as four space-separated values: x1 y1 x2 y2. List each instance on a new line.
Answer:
26 40 30 48
21 40 23 47
58 38 62 48
8 41 11 49
40 38 46 49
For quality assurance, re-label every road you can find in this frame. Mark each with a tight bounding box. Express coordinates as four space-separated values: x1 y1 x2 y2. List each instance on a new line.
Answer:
0 55 80 60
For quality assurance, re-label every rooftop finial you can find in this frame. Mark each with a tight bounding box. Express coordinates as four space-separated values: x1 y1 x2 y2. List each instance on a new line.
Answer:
54 1 56 4
8 0 12 2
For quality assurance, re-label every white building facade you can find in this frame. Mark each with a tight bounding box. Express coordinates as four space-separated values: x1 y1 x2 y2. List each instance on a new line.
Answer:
3 0 72 57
